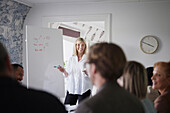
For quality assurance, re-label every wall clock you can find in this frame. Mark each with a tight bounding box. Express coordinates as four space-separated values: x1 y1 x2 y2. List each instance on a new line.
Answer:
140 35 159 54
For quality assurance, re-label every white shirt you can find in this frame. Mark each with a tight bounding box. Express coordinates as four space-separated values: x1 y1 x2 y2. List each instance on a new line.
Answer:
65 54 93 95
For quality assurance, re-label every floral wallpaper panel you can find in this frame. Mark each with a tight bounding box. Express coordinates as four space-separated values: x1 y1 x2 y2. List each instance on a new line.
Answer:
0 0 31 65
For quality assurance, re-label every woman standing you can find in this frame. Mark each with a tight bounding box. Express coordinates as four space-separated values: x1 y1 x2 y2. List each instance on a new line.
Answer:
57 38 92 105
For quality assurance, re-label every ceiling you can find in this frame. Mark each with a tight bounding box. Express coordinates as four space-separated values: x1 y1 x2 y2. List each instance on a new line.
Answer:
15 0 170 6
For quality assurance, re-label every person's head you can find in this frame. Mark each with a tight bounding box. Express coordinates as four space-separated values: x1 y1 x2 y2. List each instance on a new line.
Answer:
86 42 126 88
146 67 153 86
123 61 148 100
12 64 24 82
151 61 170 93
73 38 87 56
0 42 13 77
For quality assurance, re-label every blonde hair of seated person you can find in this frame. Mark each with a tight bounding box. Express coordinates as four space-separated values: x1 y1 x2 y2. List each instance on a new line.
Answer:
123 61 147 100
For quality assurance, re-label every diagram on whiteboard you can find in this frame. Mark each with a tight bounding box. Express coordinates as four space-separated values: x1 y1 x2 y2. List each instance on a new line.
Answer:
33 35 51 52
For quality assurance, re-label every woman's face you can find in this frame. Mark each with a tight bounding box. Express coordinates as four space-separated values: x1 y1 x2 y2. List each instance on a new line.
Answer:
76 41 86 55
151 66 169 91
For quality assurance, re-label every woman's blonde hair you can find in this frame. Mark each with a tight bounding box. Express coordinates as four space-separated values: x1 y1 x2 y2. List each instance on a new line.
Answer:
123 61 148 100
72 37 87 56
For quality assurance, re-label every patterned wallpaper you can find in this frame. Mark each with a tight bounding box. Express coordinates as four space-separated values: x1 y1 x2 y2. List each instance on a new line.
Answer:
0 0 31 65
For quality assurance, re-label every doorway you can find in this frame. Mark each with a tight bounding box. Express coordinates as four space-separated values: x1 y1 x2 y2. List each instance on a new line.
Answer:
42 14 111 99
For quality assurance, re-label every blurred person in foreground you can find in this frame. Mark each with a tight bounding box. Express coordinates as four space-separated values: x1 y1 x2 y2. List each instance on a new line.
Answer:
75 42 145 113
0 42 67 113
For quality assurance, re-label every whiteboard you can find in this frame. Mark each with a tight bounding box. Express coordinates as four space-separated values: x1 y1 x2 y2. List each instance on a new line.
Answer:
26 25 65 98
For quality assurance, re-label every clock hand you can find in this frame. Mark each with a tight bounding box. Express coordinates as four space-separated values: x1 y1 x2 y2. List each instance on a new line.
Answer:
142 41 154 47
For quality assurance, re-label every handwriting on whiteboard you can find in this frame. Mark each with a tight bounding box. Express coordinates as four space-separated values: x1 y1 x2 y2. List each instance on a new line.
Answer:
33 35 50 52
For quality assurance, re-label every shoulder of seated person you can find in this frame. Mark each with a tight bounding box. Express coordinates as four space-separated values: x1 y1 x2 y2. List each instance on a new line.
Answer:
154 94 168 103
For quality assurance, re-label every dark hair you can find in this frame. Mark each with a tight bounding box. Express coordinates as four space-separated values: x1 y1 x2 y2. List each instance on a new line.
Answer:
87 42 127 81
0 42 8 72
146 67 153 86
12 64 23 71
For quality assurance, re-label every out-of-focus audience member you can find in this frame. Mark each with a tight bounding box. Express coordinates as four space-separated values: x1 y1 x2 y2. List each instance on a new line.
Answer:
146 67 160 102
12 64 24 83
123 61 156 113
151 61 170 113
0 42 67 113
76 43 145 113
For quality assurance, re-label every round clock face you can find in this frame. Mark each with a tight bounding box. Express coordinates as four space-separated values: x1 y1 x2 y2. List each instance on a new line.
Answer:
140 36 159 54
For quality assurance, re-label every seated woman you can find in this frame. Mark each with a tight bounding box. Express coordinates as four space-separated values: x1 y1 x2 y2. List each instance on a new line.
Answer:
123 61 156 113
151 61 170 113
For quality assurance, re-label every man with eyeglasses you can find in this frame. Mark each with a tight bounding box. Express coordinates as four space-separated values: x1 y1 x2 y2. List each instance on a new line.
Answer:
76 42 145 113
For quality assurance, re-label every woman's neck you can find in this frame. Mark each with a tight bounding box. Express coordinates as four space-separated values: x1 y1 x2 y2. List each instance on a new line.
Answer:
159 85 170 94
77 53 83 61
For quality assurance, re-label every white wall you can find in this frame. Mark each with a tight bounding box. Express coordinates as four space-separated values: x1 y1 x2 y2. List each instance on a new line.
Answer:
24 1 170 69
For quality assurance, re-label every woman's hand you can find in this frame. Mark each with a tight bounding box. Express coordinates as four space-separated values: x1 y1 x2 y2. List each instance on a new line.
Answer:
57 65 65 72
57 65 68 77
83 68 88 76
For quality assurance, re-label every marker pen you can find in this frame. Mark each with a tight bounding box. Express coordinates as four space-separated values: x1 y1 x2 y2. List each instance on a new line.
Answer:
54 65 61 68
